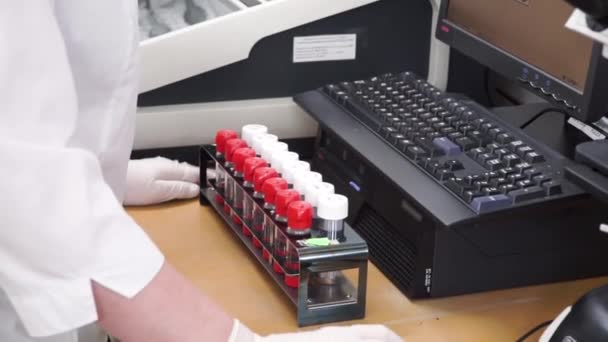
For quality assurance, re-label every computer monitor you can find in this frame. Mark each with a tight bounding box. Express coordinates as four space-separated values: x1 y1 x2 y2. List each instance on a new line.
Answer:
436 0 608 123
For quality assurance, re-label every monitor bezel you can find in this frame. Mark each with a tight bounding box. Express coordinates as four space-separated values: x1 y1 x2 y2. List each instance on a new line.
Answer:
436 0 608 123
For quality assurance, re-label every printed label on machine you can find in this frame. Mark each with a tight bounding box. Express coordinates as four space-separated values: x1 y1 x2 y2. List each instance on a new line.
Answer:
293 34 357 63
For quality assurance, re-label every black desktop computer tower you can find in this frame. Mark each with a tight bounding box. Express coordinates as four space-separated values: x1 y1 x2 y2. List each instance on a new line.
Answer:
309 124 608 298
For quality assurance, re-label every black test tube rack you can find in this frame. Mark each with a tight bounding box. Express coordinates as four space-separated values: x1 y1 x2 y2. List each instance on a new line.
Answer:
199 145 368 326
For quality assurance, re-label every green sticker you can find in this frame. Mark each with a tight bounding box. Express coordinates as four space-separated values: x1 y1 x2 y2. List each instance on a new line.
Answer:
301 237 340 247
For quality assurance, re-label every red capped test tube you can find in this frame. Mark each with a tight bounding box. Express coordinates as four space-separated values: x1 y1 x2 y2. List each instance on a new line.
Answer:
262 178 288 264
223 139 248 211
284 201 313 287
252 167 279 247
275 189 301 223
231 147 256 226
242 157 268 225
214 130 238 202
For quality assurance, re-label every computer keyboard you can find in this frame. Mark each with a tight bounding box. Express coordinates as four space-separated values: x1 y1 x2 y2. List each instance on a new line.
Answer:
322 72 566 214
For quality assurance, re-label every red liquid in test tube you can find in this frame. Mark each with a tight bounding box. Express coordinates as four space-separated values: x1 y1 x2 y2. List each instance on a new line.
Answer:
231 148 256 228
242 157 268 227
262 178 288 269
252 167 279 249
223 139 248 213
284 201 313 287
213 130 238 203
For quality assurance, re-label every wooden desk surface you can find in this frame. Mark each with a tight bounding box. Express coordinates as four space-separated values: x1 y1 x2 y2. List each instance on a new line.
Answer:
127 200 608 341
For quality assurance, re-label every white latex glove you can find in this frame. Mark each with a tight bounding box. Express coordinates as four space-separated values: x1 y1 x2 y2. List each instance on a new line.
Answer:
124 157 200 206
229 320 403 342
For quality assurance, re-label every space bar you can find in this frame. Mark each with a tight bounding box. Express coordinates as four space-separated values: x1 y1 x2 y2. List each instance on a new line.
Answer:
343 98 382 131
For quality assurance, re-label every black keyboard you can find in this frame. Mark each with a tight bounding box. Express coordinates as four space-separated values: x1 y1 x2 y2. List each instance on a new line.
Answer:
321 72 568 214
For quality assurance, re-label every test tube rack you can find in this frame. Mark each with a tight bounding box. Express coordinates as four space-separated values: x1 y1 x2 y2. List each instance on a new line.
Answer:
199 145 369 326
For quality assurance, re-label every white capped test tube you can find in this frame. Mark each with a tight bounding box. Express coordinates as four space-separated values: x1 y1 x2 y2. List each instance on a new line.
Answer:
282 161 311 188
271 151 299 175
241 124 268 146
252 134 278 157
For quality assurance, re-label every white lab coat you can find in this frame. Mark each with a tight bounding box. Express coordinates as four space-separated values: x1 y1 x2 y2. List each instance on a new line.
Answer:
0 2 164 341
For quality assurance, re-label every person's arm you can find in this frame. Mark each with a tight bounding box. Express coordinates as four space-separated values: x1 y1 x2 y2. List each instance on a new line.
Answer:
93 262 233 342
0 2 232 340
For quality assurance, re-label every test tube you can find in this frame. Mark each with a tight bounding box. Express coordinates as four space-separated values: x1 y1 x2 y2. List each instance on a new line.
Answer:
231 147 256 228
316 194 349 285
241 124 268 146
304 182 335 227
252 134 278 156
271 151 299 176
252 167 279 249
284 201 313 288
242 157 268 226
213 130 238 201
293 171 323 198
261 141 288 163
223 139 248 212
262 178 289 266
274 189 301 223
282 161 311 188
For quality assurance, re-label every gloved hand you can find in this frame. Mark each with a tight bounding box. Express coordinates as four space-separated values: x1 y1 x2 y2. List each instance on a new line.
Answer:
123 157 200 206
229 320 403 342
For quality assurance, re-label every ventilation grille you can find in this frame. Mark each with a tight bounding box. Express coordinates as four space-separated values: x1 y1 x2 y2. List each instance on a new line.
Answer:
353 205 418 294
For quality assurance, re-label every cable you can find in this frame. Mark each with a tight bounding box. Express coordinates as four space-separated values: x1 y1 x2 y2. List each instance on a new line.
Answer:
520 108 569 130
515 320 553 342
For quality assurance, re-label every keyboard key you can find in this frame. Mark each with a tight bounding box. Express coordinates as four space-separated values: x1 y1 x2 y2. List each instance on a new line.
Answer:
481 187 501 196
455 137 477 151
416 137 443 156
516 145 534 157
482 172 499 181
461 111 478 122
459 125 475 134
509 140 526 152
510 186 545 203
464 174 483 185
543 181 562 196
467 147 486 159
389 133 407 145
488 128 505 140
444 160 465 171
405 146 428 160
532 174 551 186
502 154 521 167
463 190 484 203
499 184 518 194
471 194 512 213
491 177 510 188
498 167 517 178
425 161 443 174
440 127 457 135
427 132 443 140
485 159 505 171
381 126 398 138
524 168 542 180
473 181 490 192
433 137 461 156
448 132 465 141
516 180 535 188
485 143 502 154
435 169 455 181
446 178 473 196
515 162 533 173
496 133 515 144
477 153 494 164
524 151 546 163
396 138 414 152
495 148 511 159
507 173 526 184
